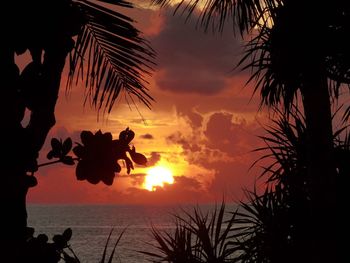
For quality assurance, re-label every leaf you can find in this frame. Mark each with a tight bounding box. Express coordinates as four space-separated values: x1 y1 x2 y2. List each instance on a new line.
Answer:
61 156 75 165
107 228 127 263
47 150 55 160
37 234 48 244
63 228 73 242
100 229 114 263
62 138 73 155
129 147 147 165
53 234 66 249
98 0 132 7
76 161 87 181
73 144 85 158
51 138 62 153
81 131 94 145
103 132 113 141
152 0 268 34
102 173 115 186
68 0 155 112
114 163 121 173
63 253 79 263
125 157 134 174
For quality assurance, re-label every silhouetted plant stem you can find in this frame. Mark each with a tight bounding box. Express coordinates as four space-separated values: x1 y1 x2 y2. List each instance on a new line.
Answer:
38 158 79 168
67 246 81 263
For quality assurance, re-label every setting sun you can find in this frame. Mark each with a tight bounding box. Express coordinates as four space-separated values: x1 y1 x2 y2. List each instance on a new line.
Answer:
143 166 174 191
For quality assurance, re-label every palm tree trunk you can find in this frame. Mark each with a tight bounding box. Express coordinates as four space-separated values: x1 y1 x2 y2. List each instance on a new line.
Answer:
301 66 337 263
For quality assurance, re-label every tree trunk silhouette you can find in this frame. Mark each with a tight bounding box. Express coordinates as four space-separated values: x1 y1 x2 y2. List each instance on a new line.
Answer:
1 45 26 261
301 65 337 263
0 42 69 261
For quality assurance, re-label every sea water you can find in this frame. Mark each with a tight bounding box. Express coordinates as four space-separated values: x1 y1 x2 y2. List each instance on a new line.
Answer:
28 204 235 263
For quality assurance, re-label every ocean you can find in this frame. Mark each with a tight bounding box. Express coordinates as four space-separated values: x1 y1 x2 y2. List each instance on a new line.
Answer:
27 204 235 263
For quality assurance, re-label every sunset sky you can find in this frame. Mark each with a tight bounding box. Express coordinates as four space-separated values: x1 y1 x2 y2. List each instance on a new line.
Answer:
26 1 269 204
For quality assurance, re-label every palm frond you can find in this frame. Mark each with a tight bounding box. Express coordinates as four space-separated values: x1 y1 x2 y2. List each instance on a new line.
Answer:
139 222 200 263
68 0 155 112
252 107 308 186
232 185 298 263
234 105 350 262
238 22 301 111
152 0 283 34
141 202 239 262
98 227 127 263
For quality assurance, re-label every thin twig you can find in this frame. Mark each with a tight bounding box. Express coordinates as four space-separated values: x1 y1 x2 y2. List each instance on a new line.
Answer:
38 158 79 168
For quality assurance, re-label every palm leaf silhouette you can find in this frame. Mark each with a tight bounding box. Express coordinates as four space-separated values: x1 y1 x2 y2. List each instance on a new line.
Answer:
141 202 239 263
68 0 155 112
152 0 282 33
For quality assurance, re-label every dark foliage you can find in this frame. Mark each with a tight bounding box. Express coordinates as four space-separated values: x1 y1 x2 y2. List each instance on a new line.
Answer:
43 128 147 185
231 108 350 262
141 202 239 263
24 228 79 263
73 128 147 185
68 0 156 112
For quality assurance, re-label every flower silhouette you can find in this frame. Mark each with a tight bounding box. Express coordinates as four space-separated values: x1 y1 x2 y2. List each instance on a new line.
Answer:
73 128 147 185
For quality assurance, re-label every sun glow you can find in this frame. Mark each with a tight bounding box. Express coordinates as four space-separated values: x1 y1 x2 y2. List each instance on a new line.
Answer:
143 166 174 191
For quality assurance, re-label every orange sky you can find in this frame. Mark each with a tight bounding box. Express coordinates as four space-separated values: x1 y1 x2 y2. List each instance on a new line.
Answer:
26 2 269 204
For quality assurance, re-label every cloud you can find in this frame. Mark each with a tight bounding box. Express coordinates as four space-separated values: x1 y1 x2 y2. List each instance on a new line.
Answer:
173 175 202 190
180 109 203 129
204 112 242 155
140 133 154 139
165 110 265 200
27 4 269 205
167 132 202 153
151 9 244 95
123 175 213 204
147 151 161 166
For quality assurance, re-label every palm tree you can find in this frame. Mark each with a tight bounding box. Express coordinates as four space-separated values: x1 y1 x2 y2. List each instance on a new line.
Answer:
236 107 350 263
153 0 350 262
1 0 154 261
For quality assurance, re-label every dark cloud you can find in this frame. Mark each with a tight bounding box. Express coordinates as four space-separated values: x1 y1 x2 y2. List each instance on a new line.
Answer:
167 132 202 153
147 152 161 166
118 173 146 178
140 133 154 139
151 9 244 95
204 112 262 156
206 160 258 201
166 111 261 163
142 175 202 192
173 175 202 190
127 173 146 186
165 110 265 200
124 175 211 204
178 109 203 129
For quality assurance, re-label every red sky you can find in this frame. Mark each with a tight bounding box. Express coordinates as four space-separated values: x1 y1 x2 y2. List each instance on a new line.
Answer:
26 2 269 204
